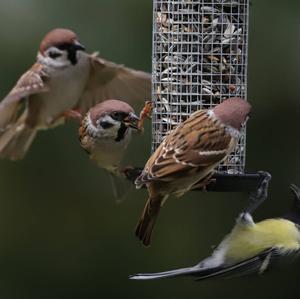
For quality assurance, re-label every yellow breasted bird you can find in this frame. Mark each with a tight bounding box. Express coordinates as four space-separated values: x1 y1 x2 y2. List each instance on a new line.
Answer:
130 183 300 281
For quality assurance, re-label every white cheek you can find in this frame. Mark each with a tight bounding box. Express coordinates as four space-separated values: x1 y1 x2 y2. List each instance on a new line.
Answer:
57 51 70 63
37 51 71 68
53 52 72 68
96 115 121 138
97 115 120 128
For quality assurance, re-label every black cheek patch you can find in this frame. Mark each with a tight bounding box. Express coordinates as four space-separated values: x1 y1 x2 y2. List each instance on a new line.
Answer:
115 124 128 142
56 43 78 65
100 121 114 129
68 49 78 65
49 52 62 59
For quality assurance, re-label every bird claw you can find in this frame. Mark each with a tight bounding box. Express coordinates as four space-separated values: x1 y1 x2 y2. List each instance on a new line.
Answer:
191 173 215 192
244 171 272 214
123 167 143 180
120 166 143 182
199 178 216 192
119 166 134 177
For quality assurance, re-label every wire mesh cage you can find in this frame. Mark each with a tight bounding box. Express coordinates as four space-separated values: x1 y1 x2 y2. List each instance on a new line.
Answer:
152 0 249 174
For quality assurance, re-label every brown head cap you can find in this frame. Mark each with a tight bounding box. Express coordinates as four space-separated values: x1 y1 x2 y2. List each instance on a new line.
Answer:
212 97 252 130
89 99 135 126
39 28 78 53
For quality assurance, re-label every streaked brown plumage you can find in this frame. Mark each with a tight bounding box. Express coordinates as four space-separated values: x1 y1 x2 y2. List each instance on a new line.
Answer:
135 97 252 246
0 28 151 160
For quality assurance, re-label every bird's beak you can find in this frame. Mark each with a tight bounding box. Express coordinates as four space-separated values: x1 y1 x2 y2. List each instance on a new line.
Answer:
73 40 86 51
123 112 140 131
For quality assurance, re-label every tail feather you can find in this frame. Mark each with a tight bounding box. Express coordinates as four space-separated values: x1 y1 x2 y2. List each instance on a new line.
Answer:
129 265 232 281
129 251 275 281
130 266 199 280
135 195 163 246
0 117 36 160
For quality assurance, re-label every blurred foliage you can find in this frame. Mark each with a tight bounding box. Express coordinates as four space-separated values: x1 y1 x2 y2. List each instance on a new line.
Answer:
0 0 299 298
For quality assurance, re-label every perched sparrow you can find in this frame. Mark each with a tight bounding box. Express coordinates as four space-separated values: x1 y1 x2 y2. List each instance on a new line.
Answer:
131 183 300 281
79 99 140 200
135 97 251 246
0 28 151 160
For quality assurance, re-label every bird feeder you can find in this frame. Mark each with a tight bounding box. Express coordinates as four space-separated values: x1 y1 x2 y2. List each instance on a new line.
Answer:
126 0 270 195
152 0 248 172
151 0 270 194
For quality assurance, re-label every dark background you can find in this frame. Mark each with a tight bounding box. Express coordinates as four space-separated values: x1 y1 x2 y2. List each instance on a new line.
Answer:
0 0 299 298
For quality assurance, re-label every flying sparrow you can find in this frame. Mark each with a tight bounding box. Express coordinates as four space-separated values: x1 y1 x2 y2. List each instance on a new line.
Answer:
134 97 252 246
0 28 151 160
79 99 142 200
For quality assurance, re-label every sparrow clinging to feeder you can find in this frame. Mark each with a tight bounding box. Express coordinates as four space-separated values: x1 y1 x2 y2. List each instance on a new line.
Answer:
0 28 151 160
134 97 252 246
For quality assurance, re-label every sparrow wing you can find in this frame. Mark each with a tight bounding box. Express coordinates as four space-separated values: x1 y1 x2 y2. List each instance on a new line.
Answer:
77 54 151 113
136 110 233 185
0 63 49 129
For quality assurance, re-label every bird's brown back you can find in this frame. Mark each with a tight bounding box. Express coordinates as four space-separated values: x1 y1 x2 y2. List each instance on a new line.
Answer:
136 110 232 187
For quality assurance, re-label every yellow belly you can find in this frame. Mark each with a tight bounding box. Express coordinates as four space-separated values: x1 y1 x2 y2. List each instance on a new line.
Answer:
224 218 300 263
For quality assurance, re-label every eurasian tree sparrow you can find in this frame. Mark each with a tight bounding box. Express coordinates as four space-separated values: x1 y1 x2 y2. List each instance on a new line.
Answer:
0 28 151 160
79 99 140 200
134 97 252 246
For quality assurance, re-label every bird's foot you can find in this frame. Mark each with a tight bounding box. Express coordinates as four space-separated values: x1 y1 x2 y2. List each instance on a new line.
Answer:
119 166 143 181
244 171 272 214
192 172 215 192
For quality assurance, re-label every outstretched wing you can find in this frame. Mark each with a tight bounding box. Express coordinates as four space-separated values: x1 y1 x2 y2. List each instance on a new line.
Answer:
0 63 49 129
136 110 234 186
77 54 151 113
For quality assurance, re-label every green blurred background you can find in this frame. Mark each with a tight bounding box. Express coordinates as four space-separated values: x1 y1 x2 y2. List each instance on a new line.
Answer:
0 0 299 298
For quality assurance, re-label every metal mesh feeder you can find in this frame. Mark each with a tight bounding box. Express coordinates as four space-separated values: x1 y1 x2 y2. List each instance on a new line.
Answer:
152 0 248 174
125 0 270 195
150 0 270 194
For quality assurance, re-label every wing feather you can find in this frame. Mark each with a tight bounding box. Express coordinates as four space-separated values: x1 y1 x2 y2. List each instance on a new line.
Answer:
0 63 49 129
195 247 278 281
130 248 281 281
77 54 151 113
136 110 233 185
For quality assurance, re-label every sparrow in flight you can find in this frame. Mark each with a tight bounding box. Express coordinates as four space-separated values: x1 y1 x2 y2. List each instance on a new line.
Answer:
79 99 141 201
0 28 151 160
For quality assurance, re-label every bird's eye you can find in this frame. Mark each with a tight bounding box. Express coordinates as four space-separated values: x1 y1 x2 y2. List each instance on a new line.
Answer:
49 51 62 59
111 111 125 121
